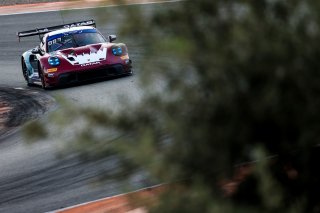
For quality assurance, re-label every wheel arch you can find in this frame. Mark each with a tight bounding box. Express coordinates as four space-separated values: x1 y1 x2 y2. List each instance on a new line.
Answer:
22 51 34 75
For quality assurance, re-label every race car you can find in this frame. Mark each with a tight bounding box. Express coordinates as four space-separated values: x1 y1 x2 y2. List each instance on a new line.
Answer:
17 20 132 89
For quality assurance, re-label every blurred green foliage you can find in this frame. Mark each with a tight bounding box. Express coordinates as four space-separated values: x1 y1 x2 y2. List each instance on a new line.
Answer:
25 0 320 212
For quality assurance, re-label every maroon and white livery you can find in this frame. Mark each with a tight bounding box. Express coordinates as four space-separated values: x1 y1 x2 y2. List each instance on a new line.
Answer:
18 20 132 89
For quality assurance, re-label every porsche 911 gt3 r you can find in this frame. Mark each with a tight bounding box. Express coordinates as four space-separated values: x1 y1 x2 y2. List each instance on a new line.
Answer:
18 20 132 89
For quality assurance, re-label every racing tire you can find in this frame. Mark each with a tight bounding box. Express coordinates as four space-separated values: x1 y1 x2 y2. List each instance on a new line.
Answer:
21 58 32 87
38 63 49 90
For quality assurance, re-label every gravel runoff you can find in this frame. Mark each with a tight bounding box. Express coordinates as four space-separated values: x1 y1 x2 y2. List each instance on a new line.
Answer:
0 0 64 6
0 87 55 139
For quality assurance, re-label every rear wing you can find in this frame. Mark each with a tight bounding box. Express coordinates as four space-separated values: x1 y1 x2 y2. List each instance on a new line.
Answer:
17 20 96 41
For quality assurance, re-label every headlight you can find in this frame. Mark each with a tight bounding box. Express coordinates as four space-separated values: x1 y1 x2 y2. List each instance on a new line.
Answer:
48 57 60 66
111 45 124 56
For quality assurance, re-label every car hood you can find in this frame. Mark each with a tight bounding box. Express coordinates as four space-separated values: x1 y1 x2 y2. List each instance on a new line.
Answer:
54 43 108 66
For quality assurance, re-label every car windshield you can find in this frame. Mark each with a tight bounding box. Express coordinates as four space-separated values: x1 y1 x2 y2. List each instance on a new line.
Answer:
47 29 106 52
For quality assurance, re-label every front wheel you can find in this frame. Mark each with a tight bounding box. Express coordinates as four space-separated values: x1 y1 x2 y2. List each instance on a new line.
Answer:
38 64 49 90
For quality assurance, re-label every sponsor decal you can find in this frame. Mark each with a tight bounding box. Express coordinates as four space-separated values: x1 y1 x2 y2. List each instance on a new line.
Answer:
48 37 62 46
47 68 58 73
81 61 101 67
120 55 129 60
63 20 95 29
62 47 107 65
38 28 49 33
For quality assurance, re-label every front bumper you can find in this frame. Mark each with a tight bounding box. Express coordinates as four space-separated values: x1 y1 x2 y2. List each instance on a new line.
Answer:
45 63 132 87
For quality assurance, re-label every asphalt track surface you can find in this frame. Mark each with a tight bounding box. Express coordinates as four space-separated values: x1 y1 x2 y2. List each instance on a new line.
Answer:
0 3 175 213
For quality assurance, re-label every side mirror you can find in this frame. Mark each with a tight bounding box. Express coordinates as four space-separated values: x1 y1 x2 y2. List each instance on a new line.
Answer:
108 35 117 43
31 47 41 54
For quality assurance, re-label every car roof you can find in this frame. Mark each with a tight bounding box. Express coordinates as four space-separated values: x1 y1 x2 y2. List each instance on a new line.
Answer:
46 26 96 37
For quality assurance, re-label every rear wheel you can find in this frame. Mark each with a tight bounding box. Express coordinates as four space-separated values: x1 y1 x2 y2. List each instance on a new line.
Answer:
21 57 32 87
